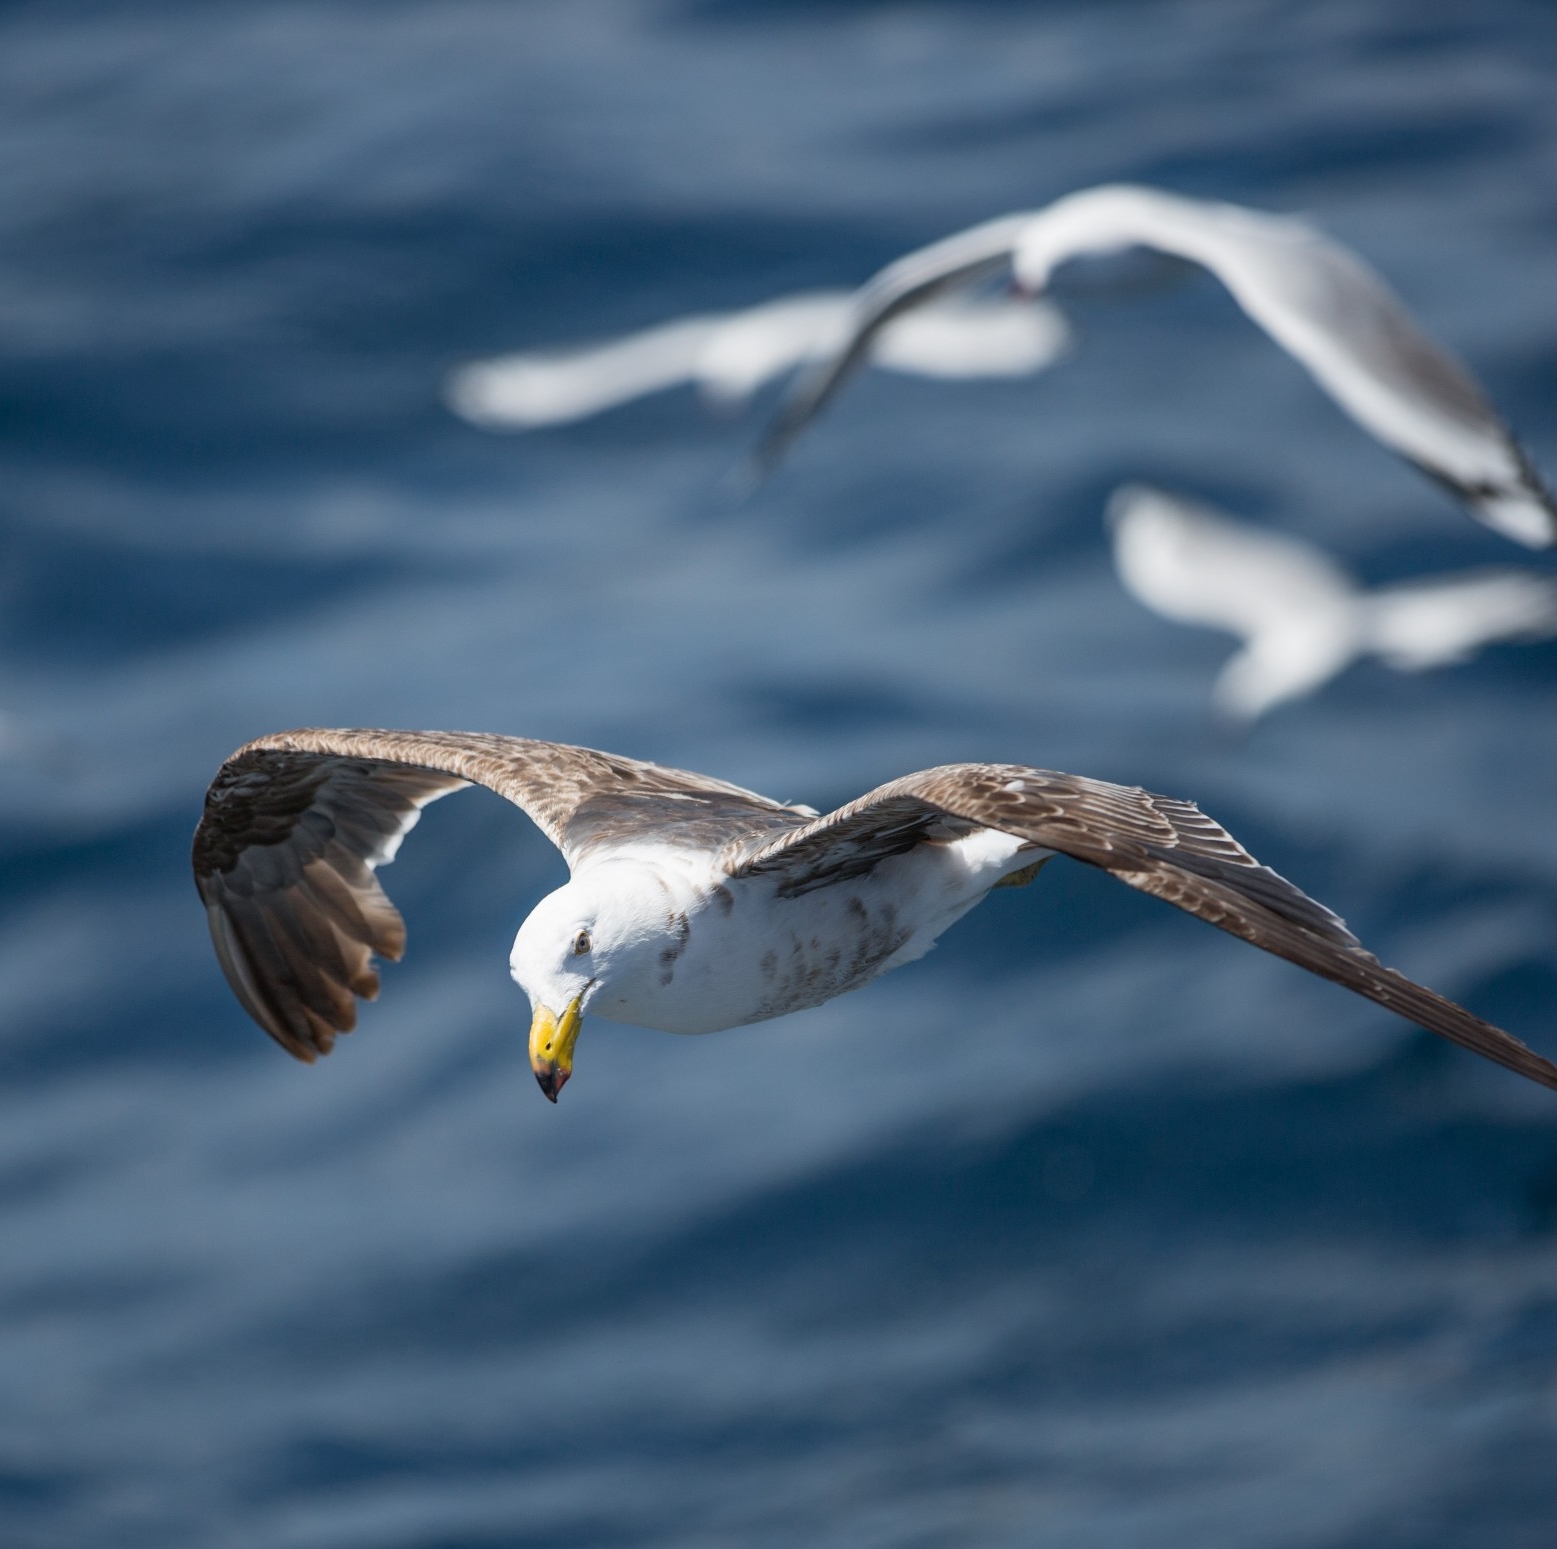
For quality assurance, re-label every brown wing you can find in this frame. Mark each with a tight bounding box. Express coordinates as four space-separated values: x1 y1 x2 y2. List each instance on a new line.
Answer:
728 762 1557 1093
193 728 805 1061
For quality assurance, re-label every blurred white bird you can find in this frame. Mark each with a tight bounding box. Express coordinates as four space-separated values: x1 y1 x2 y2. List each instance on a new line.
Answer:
445 289 1070 429
759 185 1557 548
1107 484 1557 721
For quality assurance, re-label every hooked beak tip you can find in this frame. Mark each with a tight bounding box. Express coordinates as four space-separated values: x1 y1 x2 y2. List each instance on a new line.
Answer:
533 1060 570 1103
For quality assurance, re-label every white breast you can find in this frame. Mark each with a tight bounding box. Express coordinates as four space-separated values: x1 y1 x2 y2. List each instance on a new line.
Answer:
587 829 1036 1036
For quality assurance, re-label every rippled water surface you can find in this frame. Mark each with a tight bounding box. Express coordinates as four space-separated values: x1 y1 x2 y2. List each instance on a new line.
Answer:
4 3 1557 1544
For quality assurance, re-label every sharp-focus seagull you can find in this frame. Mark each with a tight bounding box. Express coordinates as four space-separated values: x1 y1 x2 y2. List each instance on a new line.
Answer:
1109 485 1557 721
193 728 1557 1100
757 185 1557 548
445 290 1070 430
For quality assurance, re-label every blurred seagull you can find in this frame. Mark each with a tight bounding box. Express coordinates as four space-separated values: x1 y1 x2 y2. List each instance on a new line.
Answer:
445 289 1070 429
757 185 1557 548
1108 484 1557 721
194 727 1557 1100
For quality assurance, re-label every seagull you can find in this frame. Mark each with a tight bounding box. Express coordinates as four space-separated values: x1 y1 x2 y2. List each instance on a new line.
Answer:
757 185 1557 548
1108 485 1557 721
192 727 1557 1100
445 289 1070 429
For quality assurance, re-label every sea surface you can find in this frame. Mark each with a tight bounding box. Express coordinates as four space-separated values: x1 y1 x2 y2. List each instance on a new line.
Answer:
3 3 1557 1545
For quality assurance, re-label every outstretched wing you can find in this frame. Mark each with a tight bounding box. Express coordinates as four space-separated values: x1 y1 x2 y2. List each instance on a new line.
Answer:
444 314 725 428
727 762 1557 1093
1107 484 1356 641
193 728 804 1061
755 186 1557 547
1361 568 1557 670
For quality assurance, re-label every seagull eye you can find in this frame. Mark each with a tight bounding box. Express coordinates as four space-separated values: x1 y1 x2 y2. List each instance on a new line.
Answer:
571 930 591 957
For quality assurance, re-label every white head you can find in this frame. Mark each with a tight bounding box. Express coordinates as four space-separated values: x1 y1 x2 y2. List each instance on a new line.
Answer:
508 864 667 1101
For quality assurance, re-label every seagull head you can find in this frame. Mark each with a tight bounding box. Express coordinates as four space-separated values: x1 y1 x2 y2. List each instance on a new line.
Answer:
508 867 664 1103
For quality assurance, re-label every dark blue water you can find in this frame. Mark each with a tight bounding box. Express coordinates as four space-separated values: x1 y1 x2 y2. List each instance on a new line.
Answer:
4 3 1557 1544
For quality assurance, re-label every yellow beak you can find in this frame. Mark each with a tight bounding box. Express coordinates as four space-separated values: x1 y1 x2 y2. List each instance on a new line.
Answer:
529 993 584 1102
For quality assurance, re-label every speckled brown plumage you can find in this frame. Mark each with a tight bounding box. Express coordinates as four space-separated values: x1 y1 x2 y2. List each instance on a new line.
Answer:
732 763 1557 1092
192 729 1557 1093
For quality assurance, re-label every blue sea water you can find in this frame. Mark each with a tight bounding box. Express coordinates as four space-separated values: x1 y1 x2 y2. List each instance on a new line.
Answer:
3 1 1557 1544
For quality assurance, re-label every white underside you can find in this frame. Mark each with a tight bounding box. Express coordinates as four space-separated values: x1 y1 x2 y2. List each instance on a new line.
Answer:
582 828 1041 1036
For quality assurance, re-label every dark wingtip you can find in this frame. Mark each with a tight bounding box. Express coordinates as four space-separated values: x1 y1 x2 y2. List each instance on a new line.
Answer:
1424 443 1557 548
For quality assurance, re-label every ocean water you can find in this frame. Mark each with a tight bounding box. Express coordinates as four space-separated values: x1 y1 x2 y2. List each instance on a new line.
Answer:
3 2 1557 1544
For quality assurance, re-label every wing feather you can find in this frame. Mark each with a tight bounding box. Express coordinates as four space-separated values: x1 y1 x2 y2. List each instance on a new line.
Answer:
730 763 1557 1093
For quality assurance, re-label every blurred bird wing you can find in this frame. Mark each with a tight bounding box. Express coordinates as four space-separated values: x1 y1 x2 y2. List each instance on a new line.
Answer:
692 292 855 405
1106 485 1362 720
700 289 1070 402
1107 484 1355 639
1108 491 1363 719
193 729 805 1061
728 762 1557 1092
1104 188 1555 546
445 314 726 427
1210 630 1364 722
869 296 1072 379
1360 569 1557 669
446 284 1072 430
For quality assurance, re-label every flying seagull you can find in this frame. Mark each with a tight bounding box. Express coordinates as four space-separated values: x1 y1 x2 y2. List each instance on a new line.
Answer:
1109 485 1557 720
756 185 1557 548
192 728 1557 1100
445 289 1069 430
